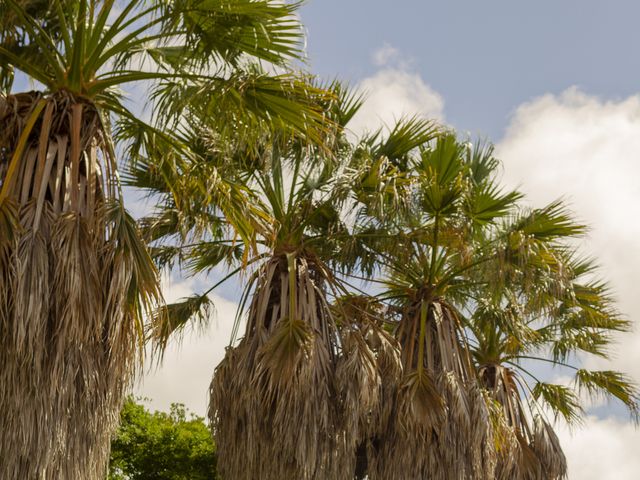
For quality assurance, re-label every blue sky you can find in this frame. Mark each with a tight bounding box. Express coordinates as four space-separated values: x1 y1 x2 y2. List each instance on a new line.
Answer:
301 0 640 139
94 1 639 477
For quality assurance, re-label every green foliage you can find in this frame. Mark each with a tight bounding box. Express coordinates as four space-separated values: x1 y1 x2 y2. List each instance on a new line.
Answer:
108 398 218 480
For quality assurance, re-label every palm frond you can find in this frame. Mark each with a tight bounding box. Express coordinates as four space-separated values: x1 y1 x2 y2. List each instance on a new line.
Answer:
150 293 214 357
532 382 584 425
160 0 306 67
575 369 639 419
373 116 440 167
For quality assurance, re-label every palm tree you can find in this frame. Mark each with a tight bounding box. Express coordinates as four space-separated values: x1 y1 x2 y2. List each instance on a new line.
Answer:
468 213 639 479
200 130 359 479
135 89 423 478
350 134 638 479
0 0 331 477
352 135 522 480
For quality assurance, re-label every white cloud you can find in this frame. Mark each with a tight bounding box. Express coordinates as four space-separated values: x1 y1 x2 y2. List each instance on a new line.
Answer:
496 87 640 385
557 416 640 479
372 43 401 67
348 46 445 137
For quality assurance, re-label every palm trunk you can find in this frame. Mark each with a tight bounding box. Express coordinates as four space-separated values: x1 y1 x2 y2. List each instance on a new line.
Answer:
209 253 345 479
210 254 392 479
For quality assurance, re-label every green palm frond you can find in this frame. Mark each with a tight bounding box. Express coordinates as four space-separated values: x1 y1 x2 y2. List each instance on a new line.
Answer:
152 70 335 150
372 116 440 167
466 140 500 185
327 80 365 129
416 134 467 217
511 200 587 241
575 369 639 419
551 328 611 361
464 183 522 227
159 0 305 67
532 382 584 425
185 241 244 273
150 292 214 357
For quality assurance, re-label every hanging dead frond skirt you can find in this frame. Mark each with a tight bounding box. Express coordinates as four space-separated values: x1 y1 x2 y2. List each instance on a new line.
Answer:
210 254 345 479
330 295 403 479
210 255 393 479
368 299 496 480
480 364 568 480
0 92 159 479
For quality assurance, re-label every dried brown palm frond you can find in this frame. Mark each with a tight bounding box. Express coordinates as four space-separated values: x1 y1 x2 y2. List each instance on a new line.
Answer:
480 364 567 480
332 295 402 479
369 298 495 480
210 252 346 480
0 91 160 479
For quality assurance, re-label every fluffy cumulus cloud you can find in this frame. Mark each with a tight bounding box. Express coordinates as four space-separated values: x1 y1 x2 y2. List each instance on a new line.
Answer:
496 87 640 381
496 87 640 478
348 45 445 136
557 416 640 480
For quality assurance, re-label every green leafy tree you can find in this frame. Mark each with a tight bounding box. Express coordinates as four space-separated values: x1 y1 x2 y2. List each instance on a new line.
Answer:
109 397 218 480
